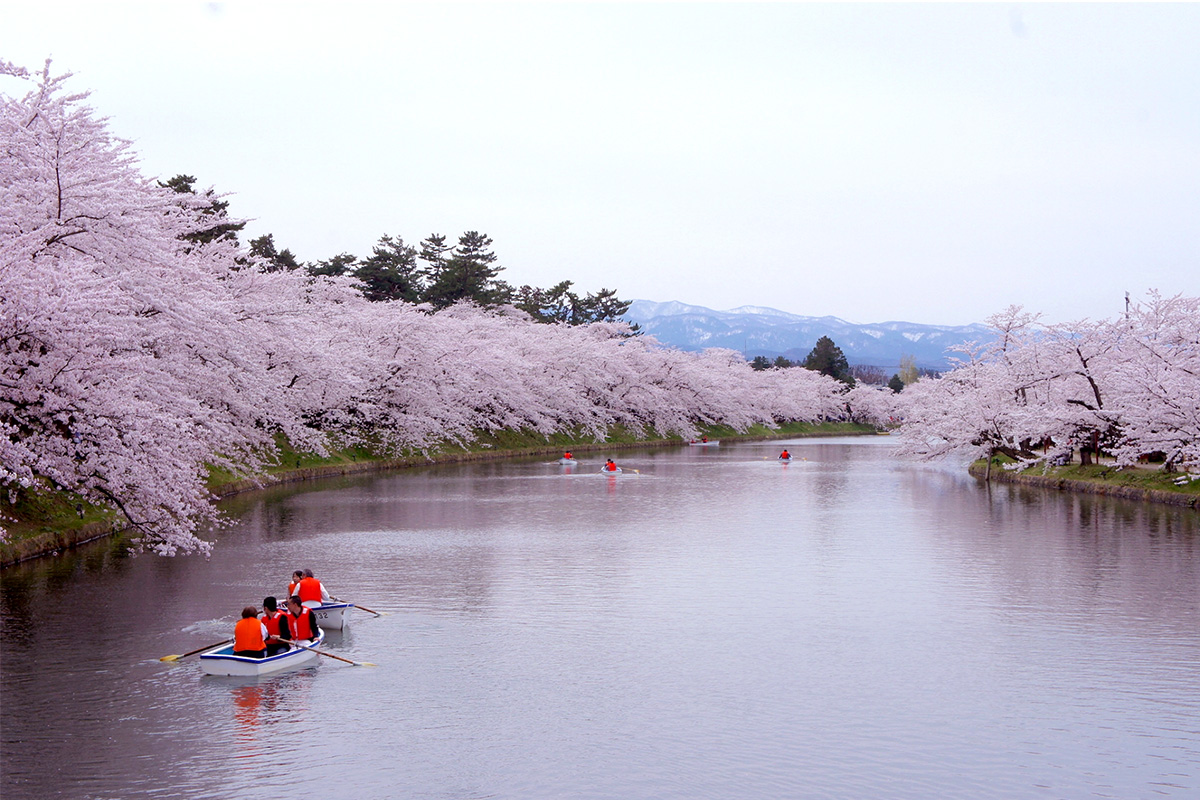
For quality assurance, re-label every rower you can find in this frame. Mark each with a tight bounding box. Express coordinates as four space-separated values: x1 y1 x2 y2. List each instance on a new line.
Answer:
286 570 304 599
232 606 268 659
297 568 332 609
604 459 618 472
284 596 321 644
780 449 790 460
563 451 573 460
260 597 289 656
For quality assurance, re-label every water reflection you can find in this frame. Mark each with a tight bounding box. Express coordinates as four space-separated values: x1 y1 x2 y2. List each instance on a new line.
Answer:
3 437 1199 799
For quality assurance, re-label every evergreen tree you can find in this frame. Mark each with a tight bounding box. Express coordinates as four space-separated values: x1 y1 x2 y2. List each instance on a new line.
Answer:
802 336 855 386
247 233 301 272
888 374 905 393
308 252 357 277
353 235 422 302
424 231 510 309
750 356 771 371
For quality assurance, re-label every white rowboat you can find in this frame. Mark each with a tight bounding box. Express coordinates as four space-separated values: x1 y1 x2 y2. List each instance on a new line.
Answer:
689 440 719 447
557 458 577 465
303 601 354 630
199 630 326 677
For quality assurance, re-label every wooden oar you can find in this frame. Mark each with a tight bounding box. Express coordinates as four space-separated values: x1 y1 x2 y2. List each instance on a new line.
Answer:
332 597 386 616
159 638 233 662
291 640 376 667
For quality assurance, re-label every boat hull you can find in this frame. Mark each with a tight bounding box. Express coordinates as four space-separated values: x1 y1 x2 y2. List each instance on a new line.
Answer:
200 631 325 676
303 601 354 630
689 440 719 446
557 458 577 465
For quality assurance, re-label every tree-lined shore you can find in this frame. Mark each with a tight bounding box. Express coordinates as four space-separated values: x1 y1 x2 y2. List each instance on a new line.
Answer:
4 61 1196 565
1 62 893 557
0 421 874 567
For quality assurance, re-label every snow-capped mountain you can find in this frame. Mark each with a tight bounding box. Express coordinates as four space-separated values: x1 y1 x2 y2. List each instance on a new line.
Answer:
623 300 989 372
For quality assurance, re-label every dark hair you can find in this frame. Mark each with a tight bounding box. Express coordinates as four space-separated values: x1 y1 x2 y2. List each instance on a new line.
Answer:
288 595 302 606
241 606 258 619
263 597 277 612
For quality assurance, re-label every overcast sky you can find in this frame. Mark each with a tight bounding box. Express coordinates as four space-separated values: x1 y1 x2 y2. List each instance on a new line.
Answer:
4 2 1198 325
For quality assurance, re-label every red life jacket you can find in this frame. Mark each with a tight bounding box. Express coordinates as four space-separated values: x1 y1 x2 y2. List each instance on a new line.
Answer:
287 608 318 641
605 462 616 471
287 580 300 598
234 617 266 652
297 577 323 604
260 610 285 637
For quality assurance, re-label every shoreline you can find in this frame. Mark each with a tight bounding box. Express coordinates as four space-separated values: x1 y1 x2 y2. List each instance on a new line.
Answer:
967 462 1200 509
1 426 866 568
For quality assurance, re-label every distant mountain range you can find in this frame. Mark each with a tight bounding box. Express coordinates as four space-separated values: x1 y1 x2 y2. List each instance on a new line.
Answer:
622 300 990 372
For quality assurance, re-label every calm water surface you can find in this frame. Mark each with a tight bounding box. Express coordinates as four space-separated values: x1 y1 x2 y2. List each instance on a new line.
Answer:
2 437 1199 799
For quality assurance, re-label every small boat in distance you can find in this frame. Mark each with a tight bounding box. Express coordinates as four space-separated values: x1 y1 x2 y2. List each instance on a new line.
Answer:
689 439 719 447
199 630 326 677
557 457 577 465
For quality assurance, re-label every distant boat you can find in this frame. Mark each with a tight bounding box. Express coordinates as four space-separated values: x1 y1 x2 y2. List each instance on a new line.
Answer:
689 439 719 447
557 457 578 465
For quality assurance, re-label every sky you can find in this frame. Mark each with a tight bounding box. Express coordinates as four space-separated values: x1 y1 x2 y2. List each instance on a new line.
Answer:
3 2 1198 326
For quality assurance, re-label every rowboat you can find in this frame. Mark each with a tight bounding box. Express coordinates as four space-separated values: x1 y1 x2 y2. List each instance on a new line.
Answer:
600 467 623 474
557 457 577 465
689 440 719 447
199 630 326 676
778 456 793 462
303 601 354 630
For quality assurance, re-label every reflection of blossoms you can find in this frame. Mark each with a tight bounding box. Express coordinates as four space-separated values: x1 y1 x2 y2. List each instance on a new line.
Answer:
1 62 876 555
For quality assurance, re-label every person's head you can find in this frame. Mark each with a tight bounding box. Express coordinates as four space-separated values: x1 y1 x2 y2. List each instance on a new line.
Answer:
292 570 304 582
287 596 303 613
241 606 258 619
303 568 314 578
263 596 278 613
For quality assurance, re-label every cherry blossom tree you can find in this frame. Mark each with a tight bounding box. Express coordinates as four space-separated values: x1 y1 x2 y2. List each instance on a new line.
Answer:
895 294 1200 479
1 61 870 555
1 61 322 553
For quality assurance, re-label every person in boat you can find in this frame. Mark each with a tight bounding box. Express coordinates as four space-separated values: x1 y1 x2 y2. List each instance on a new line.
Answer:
604 459 618 472
563 451 573 460
779 449 791 460
701 436 708 443
287 570 304 599
260 596 289 656
297 568 332 609
283 596 322 644
232 606 269 659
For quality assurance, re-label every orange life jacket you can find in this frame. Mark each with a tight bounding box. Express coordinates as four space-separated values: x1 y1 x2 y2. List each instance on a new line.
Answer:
234 617 266 652
287 580 300 598
260 610 285 637
297 577 323 604
287 608 318 641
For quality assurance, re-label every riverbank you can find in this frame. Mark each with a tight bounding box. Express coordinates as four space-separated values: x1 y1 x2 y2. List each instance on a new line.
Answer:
968 460 1200 509
1 421 875 567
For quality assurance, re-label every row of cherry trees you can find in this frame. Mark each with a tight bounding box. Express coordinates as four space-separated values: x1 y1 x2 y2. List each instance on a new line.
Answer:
1 62 890 555
894 295 1200 477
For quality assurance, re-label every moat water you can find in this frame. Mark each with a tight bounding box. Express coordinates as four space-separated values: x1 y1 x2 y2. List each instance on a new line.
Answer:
3 436 1199 799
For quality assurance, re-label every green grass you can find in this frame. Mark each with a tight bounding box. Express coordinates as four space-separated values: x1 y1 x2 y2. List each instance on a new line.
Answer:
972 456 1200 498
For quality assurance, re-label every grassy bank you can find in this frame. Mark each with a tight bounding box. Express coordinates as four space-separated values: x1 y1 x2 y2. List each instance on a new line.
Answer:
967 457 1200 509
1 421 875 566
